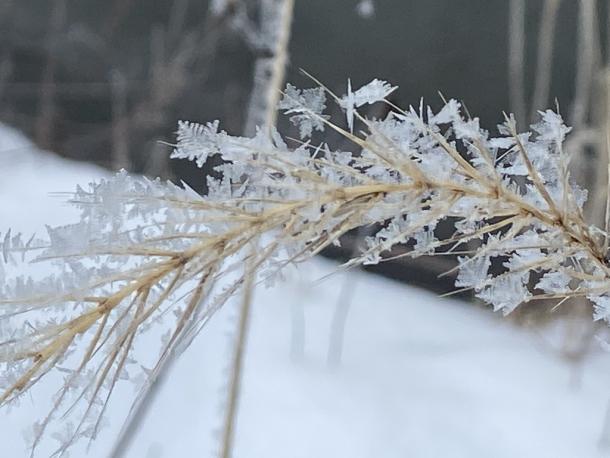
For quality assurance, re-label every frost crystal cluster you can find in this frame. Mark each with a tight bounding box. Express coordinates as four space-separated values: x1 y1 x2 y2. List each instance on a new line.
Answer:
0 77 608 454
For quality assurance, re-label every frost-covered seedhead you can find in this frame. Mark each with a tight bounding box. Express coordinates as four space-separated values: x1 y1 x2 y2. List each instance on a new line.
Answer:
1 77 609 455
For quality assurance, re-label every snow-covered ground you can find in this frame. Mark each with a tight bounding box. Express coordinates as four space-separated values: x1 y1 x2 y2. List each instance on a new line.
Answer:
2 124 610 457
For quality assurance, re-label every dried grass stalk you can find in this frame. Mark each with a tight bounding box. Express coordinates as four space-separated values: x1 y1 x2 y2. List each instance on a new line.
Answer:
1 77 609 455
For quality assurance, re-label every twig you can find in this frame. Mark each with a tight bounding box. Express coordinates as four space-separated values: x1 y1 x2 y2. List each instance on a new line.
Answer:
111 70 130 171
289 288 306 361
598 0 610 249
530 0 560 122
219 251 255 458
35 0 66 149
508 0 527 125
327 273 358 367
571 0 596 129
327 226 370 367
244 0 295 136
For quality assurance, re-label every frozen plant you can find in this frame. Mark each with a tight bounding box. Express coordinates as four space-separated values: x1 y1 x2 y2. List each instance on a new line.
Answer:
0 77 608 455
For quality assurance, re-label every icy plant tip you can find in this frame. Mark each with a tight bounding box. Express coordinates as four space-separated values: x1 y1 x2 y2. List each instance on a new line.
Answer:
0 76 607 455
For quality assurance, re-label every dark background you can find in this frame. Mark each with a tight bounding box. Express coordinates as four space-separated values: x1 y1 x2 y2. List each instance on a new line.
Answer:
0 0 603 301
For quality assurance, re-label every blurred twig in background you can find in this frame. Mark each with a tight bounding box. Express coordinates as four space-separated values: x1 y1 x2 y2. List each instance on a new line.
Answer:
508 0 526 126
571 0 598 131
530 0 560 124
111 70 130 171
35 0 66 150
244 0 295 136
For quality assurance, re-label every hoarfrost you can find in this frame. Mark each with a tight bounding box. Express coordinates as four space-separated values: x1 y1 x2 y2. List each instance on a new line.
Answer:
278 84 327 139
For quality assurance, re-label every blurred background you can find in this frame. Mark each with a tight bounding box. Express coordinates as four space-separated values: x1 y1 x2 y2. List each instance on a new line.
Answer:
0 1 600 169
0 0 607 294
3 1 610 456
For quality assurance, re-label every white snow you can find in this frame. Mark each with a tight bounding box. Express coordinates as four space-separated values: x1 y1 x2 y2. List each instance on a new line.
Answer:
2 124 610 457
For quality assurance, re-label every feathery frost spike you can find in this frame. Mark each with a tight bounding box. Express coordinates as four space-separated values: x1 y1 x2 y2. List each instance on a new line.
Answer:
1 77 609 455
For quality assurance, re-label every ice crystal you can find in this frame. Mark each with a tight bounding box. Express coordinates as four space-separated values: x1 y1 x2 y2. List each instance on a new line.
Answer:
171 120 223 167
341 79 397 131
278 84 327 139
